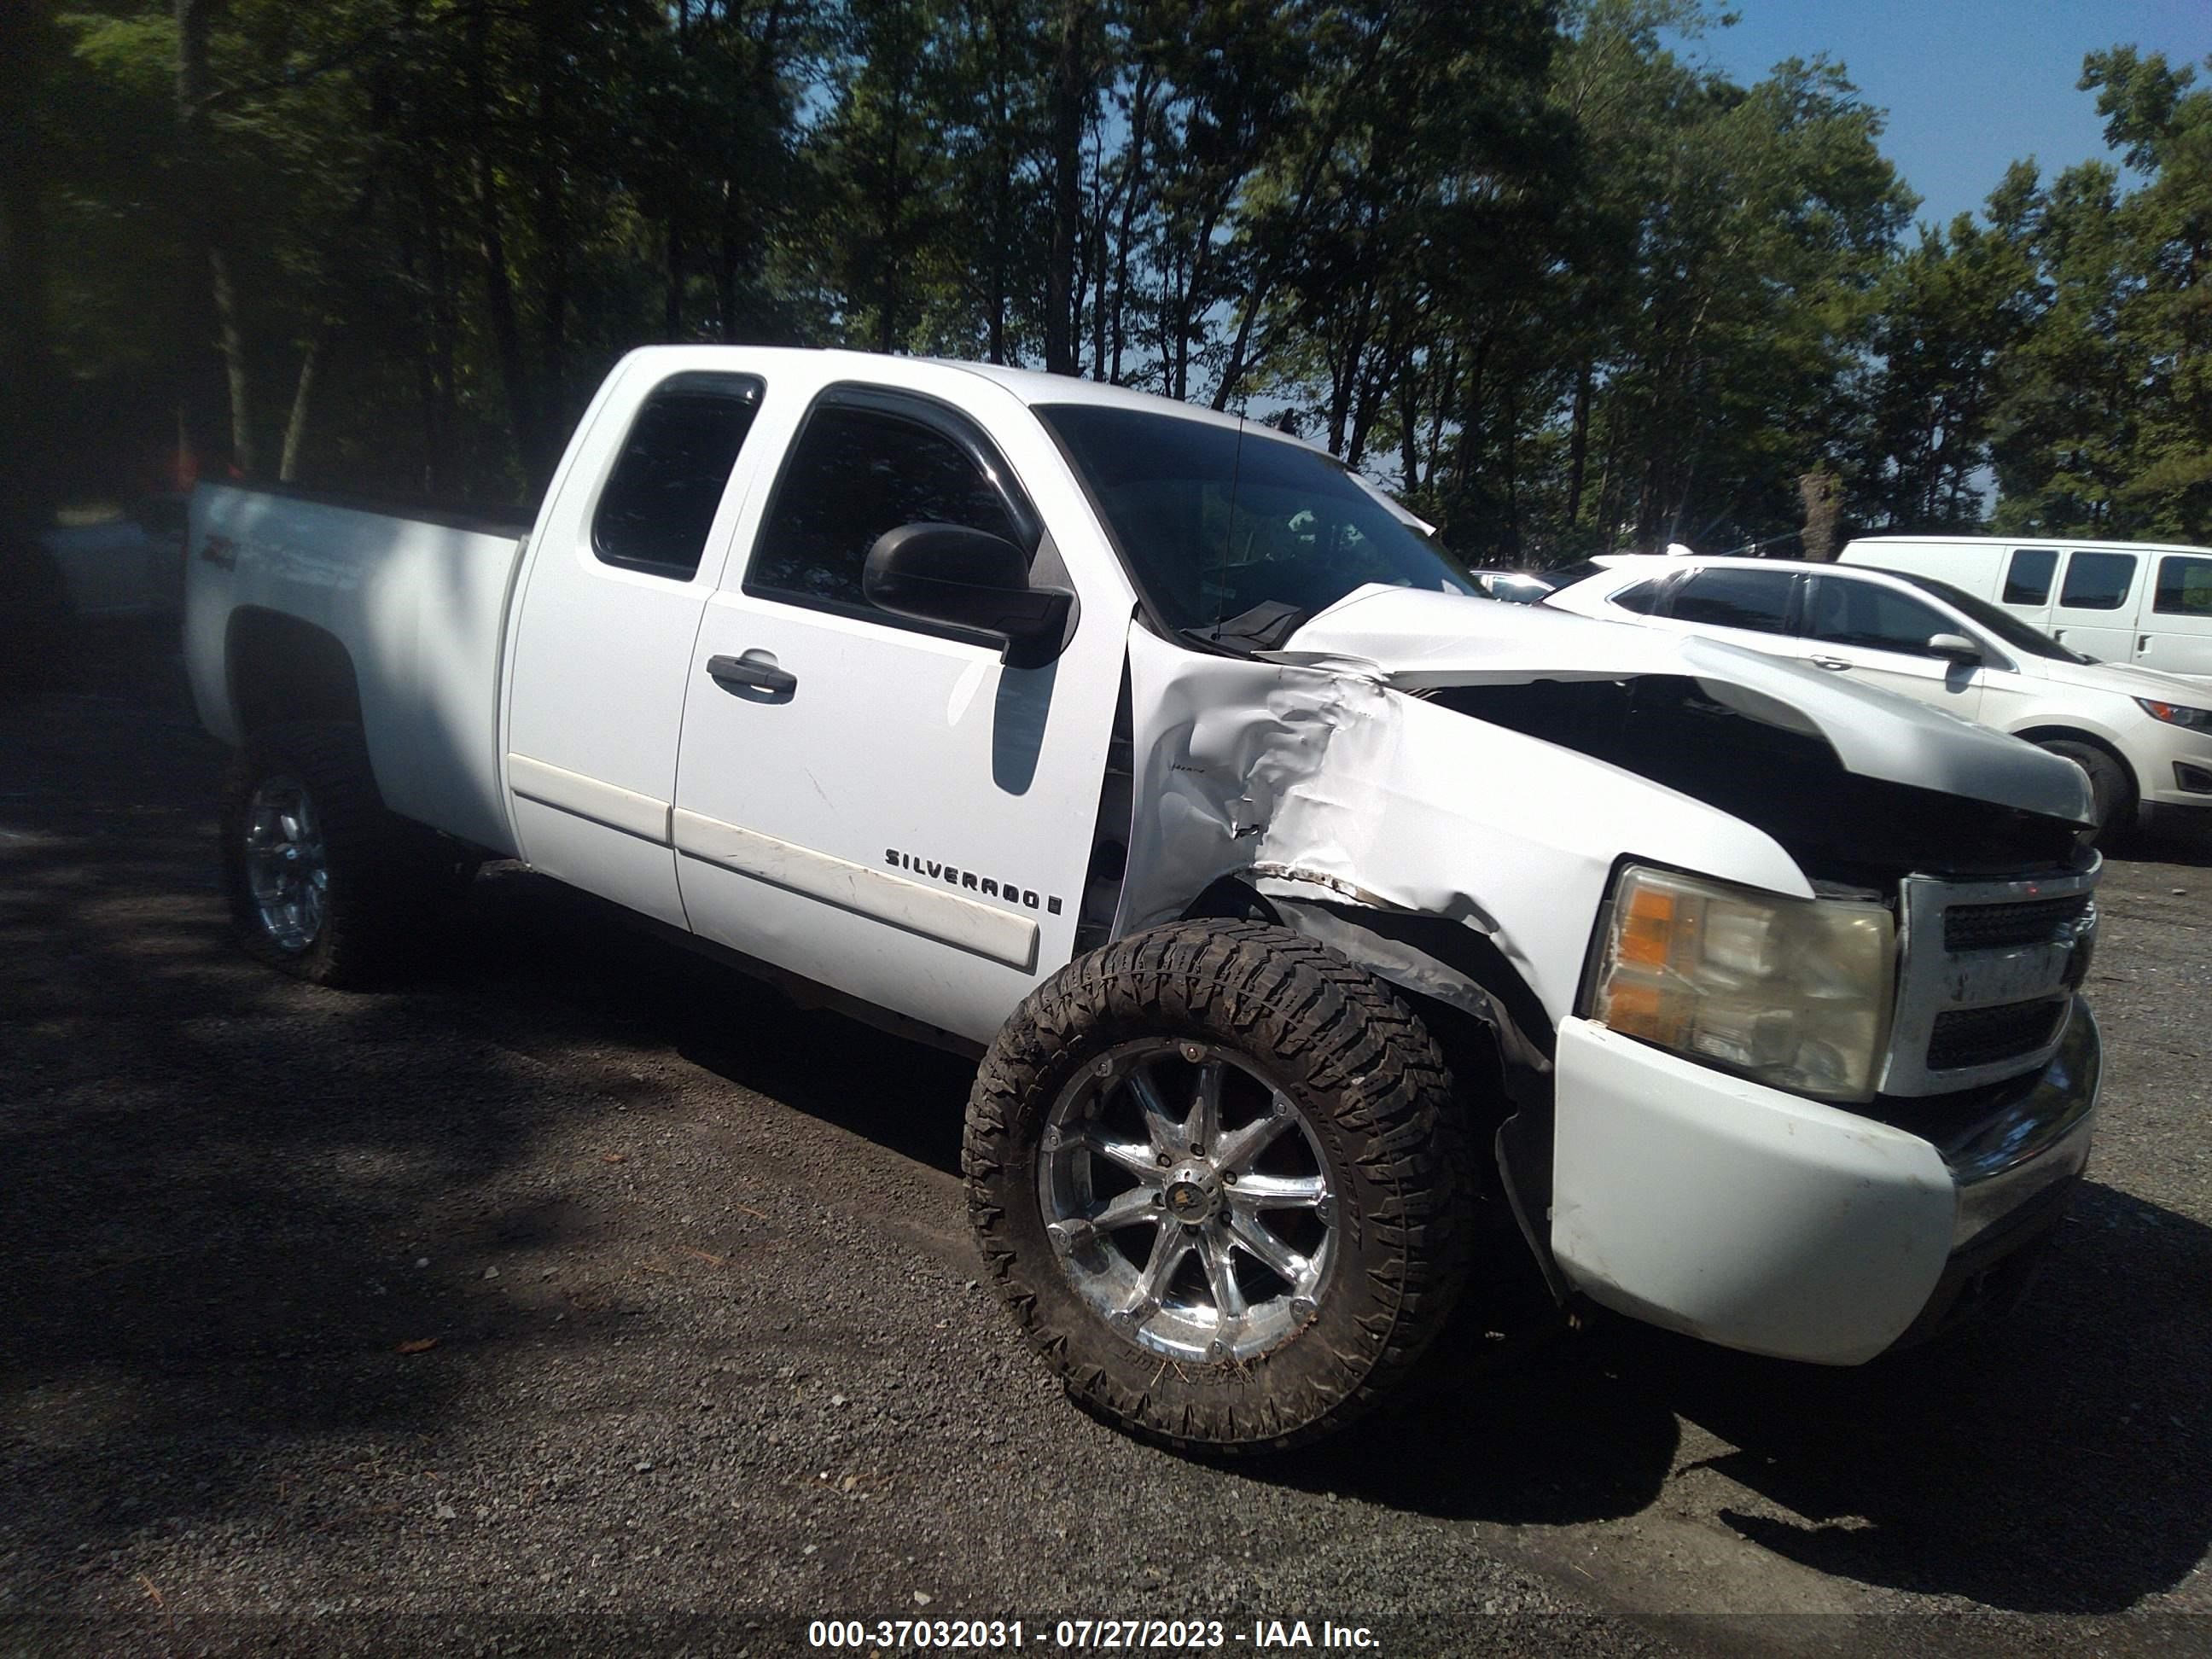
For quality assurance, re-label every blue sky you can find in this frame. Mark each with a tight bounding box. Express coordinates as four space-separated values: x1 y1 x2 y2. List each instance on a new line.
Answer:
1675 0 2207 236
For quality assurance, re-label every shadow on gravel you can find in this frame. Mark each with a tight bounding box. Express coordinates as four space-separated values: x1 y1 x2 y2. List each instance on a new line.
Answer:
1266 1180 2212 1615
0 652 697 1590
2126 830 2212 870
434 870 976 1179
1 626 979 1609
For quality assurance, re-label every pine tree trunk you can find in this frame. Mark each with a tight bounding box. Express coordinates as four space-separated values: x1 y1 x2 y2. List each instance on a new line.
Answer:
1565 361 1592 524
1107 66 1152 386
665 221 685 340
178 0 258 476
468 0 541 492
0 11 55 530
278 327 328 483
1044 1 1090 375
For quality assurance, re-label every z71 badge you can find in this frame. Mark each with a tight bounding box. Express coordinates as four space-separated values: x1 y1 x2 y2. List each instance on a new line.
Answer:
886 848 1062 916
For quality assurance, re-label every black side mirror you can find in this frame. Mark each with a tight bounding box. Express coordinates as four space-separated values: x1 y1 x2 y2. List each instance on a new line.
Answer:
862 523 1074 670
1926 631 1983 664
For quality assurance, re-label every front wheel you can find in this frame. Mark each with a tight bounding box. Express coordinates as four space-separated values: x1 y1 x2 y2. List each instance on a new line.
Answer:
2038 739 2135 847
964 920 1479 1452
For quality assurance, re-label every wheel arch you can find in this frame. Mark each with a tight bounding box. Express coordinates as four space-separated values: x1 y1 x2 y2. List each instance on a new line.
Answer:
226 608 364 738
2011 724 2139 795
1173 874 1569 1304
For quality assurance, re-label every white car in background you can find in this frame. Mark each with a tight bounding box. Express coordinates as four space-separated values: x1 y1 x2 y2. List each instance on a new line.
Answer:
1840 534 2212 684
1543 553 2212 843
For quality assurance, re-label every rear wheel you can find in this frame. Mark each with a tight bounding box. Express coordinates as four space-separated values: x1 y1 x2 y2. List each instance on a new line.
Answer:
964 920 1479 1452
219 722 469 987
2038 739 2134 848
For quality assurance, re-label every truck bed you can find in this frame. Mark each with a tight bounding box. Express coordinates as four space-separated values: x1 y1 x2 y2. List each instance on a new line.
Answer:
183 483 527 857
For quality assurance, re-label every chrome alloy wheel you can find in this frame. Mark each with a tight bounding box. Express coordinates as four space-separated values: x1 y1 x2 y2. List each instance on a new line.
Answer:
1037 1037 1338 1365
242 775 329 953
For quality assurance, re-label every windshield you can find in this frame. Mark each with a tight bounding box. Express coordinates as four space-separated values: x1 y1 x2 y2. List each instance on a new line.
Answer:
1885 570 2096 663
1038 404 1477 637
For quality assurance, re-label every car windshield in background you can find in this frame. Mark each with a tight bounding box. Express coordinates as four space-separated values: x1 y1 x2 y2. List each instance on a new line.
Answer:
1886 571 2096 663
1038 404 1477 636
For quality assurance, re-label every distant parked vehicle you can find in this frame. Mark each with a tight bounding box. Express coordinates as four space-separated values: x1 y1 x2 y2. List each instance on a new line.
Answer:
39 496 189 622
1840 534 2212 684
1544 552 2212 843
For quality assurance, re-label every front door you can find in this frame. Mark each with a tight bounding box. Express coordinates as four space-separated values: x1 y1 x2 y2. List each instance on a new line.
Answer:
671 383 1126 1046
1797 574 1987 720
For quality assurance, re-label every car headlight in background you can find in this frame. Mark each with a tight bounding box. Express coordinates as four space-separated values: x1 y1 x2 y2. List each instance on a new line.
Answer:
1591 865 1896 1102
2135 697 2212 731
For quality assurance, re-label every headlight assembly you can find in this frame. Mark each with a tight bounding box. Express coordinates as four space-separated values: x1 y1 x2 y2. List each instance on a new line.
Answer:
2136 697 2212 731
1591 865 1896 1102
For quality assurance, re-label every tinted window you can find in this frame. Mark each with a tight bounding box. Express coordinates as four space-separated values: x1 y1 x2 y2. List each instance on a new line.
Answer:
2155 556 2212 617
2059 550 2137 610
749 405 1027 612
1611 579 1668 615
1039 404 1475 633
1889 572 2092 664
1669 569 1795 634
2003 548 2058 605
592 372 763 577
1806 577 1957 657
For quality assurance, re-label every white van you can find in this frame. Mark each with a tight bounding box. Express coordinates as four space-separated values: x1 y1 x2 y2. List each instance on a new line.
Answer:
1839 534 2212 684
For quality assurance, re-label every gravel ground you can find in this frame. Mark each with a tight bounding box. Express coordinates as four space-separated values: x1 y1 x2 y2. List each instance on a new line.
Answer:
2 630 2208 1657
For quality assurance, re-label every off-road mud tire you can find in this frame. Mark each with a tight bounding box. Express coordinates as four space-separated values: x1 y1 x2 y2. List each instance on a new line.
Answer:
964 919 1479 1453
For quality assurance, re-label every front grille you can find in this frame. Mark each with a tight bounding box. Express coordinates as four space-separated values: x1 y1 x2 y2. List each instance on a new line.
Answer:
1944 895 2093 952
1928 1000 2069 1072
1885 864 2098 1096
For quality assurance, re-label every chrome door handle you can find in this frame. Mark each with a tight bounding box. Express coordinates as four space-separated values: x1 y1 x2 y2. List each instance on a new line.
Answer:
707 651 797 696
1810 656 1851 671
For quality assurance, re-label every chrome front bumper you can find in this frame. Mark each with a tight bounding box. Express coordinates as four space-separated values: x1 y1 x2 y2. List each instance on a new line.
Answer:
1936 998 2100 1250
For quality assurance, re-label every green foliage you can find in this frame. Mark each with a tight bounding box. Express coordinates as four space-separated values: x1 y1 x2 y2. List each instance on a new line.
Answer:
8 5 2208 558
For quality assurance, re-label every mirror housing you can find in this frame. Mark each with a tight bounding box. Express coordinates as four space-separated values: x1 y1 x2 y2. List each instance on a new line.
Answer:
1927 632 1983 664
862 522 1074 670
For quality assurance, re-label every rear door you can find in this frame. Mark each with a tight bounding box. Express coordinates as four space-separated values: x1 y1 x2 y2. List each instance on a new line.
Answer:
670 379 1126 1045
504 364 769 928
1796 573 1986 719
1643 567 1816 672
2140 551 2212 678
2048 549 2141 661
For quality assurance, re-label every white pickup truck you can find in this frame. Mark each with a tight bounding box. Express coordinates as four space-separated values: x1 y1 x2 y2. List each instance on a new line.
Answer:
187 347 2104 1452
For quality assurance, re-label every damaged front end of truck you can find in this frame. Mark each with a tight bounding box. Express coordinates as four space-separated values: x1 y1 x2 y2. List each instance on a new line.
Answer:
1109 584 2103 1365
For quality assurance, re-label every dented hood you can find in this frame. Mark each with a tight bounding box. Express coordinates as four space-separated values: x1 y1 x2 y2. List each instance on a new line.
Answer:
1275 584 2093 825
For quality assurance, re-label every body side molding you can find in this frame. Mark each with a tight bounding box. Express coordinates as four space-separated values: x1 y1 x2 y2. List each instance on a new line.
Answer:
672 807 1040 971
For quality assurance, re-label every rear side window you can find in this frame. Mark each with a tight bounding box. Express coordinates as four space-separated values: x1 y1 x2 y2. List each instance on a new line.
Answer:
2059 550 2137 611
2003 548 2058 605
748 403 1027 613
1610 579 1668 615
593 372 764 578
1668 568 1796 634
1806 577 1957 657
2155 556 2212 617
